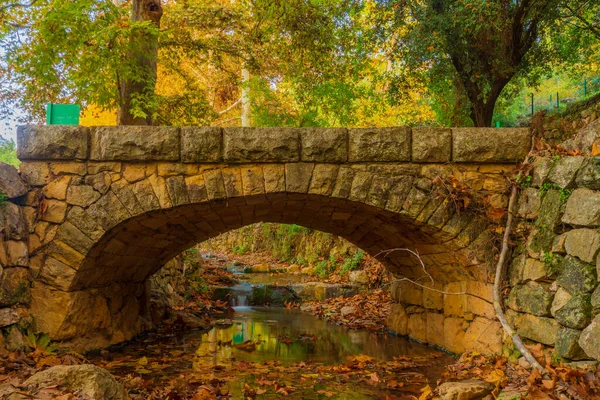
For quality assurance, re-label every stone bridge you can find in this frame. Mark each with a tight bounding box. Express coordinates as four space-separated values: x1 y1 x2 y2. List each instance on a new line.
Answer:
12 125 531 352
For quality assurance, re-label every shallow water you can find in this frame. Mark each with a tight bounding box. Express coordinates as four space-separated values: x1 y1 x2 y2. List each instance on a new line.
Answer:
91 307 455 399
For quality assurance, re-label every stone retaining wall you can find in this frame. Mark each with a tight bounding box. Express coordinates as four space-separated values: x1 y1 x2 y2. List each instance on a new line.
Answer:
0 163 32 354
507 155 600 362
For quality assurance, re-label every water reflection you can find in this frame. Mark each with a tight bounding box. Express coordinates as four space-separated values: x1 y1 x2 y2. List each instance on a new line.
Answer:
191 307 452 377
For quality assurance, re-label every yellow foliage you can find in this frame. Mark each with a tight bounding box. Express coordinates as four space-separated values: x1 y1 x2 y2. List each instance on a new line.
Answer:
80 105 116 126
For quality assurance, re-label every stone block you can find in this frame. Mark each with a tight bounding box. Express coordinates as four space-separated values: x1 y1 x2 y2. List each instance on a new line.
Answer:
43 175 71 200
66 184 101 207
555 294 592 330
517 188 541 219
387 303 408 335
562 189 600 226
0 163 28 199
564 228 600 264
556 328 588 360
557 256 597 294
90 126 180 161
181 127 222 162
580 315 600 360
308 164 338 196
348 127 410 162
531 157 553 187
286 163 314 193
464 317 503 355
300 128 347 162
444 317 468 354
49 162 87 176
538 190 563 231
17 125 89 160
202 169 227 201
131 179 161 212
466 281 494 318
391 280 422 305
422 283 444 310
263 165 285 193
223 128 299 162
19 162 52 186
412 128 451 162
6 241 28 267
444 281 467 317
548 157 585 188
575 157 600 190
506 282 553 317
407 312 427 342
41 199 68 224
515 313 560 346
426 312 445 347
452 128 530 162
165 176 190 207
0 267 30 307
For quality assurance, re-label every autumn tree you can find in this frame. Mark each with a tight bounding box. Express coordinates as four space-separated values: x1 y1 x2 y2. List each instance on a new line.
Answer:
377 0 589 127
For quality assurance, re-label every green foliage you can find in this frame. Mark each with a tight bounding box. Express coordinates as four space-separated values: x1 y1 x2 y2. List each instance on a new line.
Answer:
376 0 599 126
24 329 58 354
539 183 573 204
340 250 364 274
0 138 18 167
542 251 561 275
515 174 533 188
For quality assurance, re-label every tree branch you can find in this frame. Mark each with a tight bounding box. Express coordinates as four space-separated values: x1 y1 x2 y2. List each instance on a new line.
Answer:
0 0 38 12
493 135 546 373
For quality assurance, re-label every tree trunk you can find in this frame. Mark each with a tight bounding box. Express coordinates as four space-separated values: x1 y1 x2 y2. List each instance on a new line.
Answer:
241 66 251 127
118 0 163 126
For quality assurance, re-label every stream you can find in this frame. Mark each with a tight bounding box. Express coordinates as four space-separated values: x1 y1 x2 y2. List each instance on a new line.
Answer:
89 257 456 399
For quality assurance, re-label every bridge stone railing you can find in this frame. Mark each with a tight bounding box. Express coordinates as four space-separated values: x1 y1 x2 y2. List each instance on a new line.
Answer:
16 126 531 164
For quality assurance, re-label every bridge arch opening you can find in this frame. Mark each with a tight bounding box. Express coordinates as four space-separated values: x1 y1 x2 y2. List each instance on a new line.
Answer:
32 191 495 352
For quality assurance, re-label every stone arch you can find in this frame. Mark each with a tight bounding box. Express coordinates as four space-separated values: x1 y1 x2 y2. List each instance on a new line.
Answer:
32 163 496 350
16 125 530 351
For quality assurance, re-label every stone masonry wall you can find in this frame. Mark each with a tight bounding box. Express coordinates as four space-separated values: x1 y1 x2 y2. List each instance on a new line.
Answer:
6 125 532 352
0 163 33 354
507 155 600 363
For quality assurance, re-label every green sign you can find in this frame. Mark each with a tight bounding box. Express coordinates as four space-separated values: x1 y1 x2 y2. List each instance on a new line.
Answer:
46 103 80 125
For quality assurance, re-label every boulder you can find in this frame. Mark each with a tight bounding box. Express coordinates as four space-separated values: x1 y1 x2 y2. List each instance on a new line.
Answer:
437 380 494 400
579 315 600 361
0 163 28 199
24 365 127 400
349 270 369 285
0 308 19 328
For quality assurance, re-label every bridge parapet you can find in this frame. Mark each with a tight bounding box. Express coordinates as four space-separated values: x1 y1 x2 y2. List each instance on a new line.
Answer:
17 126 531 164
